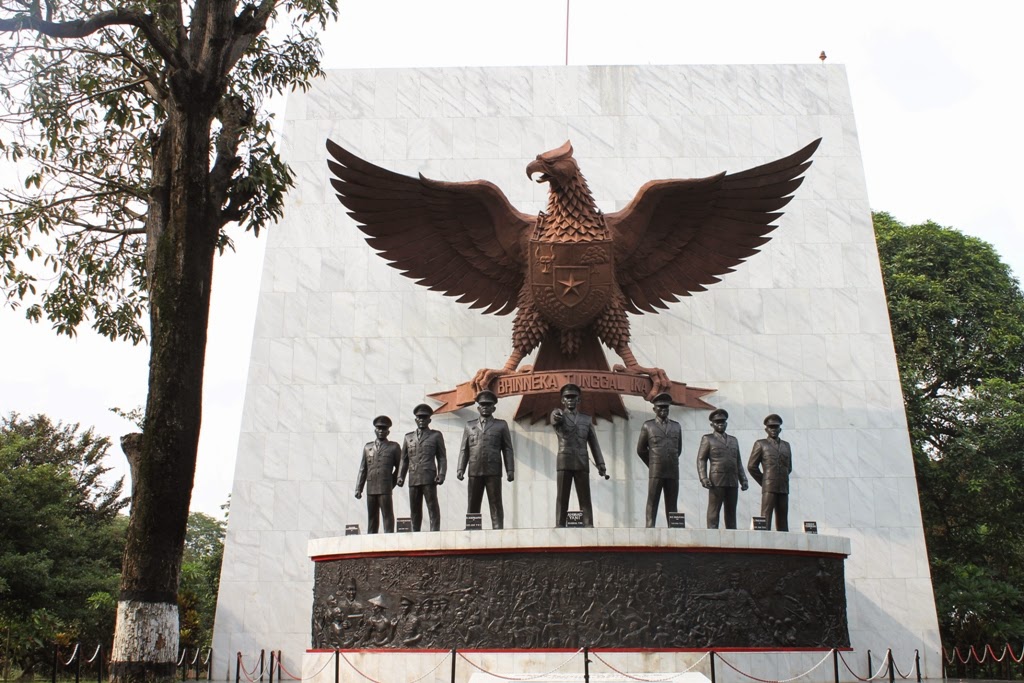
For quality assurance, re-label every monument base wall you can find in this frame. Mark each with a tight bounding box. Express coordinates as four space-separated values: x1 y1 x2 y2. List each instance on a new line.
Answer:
310 529 850 650
302 649 859 683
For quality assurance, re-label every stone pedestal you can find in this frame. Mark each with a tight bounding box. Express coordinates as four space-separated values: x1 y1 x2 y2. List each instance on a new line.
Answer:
310 529 849 651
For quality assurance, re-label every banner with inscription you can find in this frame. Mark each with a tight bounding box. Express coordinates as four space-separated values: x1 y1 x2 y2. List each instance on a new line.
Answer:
428 370 715 414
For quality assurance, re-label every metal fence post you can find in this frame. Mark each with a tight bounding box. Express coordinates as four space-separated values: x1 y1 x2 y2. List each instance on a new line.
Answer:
710 651 716 683
450 648 456 683
887 649 895 683
235 652 241 683
833 649 840 683
334 650 339 683
52 644 58 683
259 650 265 683
268 651 275 683
915 649 921 683
868 650 873 680
75 643 81 683
583 646 590 683
98 645 104 683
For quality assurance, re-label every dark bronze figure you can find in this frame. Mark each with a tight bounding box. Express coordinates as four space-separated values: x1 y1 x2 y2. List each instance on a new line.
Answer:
551 383 608 527
398 404 447 532
456 390 515 529
637 392 682 527
354 415 401 534
327 138 820 421
696 409 748 529
748 414 793 531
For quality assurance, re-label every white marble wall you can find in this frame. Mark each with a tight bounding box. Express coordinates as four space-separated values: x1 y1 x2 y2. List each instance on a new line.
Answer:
212 65 941 681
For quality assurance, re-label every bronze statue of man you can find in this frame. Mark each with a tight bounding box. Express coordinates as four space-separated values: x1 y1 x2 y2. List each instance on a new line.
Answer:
696 408 748 529
748 414 793 531
398 403 447 532
551 383 608 528
636 392 682 527
457 390 515 529
355 415 401 533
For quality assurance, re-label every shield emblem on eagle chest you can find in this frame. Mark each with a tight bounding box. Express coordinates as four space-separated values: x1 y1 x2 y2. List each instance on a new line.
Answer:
529 239 614 329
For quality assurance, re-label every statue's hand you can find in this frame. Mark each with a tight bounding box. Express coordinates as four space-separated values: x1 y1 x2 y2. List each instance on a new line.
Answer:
355 491 362 499
701 480 711 489
552 409 564 425
397 478 404 487
435 476 443 485
457 471 465 481
741 482 749 491
507 472 515 482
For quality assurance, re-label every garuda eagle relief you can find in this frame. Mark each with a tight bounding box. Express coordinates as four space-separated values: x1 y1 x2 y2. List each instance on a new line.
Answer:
327 139 820 422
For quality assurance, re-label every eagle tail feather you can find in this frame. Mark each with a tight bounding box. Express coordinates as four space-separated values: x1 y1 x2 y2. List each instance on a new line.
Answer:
513 331 628 424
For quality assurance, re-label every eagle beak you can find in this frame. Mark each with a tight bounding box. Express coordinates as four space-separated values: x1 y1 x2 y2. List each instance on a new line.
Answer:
525 158 547 183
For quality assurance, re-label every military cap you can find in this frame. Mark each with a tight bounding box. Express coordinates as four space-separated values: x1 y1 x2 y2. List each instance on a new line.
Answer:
413 403 434 417
475 390 498 405
372 415 392 428
708 408 729 422
651 392 673 407
763 413 783 426
560 383 582 396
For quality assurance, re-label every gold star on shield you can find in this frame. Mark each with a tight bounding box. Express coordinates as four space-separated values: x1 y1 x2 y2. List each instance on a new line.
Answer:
558 272 585 297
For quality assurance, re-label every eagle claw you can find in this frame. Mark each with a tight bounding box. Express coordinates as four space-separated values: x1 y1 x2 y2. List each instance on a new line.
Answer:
473 364 536 394
472 368 504 394
613 364 672 401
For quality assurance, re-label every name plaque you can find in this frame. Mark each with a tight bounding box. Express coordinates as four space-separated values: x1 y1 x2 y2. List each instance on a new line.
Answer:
465 513 482 530
752 516 768 531
804 521 818 534
667 512 686 529
344 524 359 536
397 518 412 533
566 511 585 528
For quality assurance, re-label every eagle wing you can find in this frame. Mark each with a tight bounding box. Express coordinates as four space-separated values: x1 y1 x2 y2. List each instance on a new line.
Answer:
607 138 821 314
326 140 534 315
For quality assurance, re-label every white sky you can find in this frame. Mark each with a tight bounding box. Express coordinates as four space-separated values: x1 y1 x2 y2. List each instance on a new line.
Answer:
2 0 1020 516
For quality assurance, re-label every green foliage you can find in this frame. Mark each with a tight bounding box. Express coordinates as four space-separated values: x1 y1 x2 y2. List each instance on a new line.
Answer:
0 2 338 674
0 0 339 342
178 511 226 649
875 212 1024 647
0 414 128 672
875 211 1024 452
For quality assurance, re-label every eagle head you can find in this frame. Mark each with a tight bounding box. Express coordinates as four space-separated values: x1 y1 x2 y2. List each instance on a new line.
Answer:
526 141 579 188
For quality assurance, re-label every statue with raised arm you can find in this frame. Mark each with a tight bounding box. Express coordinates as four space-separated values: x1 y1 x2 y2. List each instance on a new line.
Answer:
551 383 608 527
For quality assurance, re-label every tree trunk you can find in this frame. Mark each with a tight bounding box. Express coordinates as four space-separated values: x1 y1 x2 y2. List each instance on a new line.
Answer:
111 106 219 683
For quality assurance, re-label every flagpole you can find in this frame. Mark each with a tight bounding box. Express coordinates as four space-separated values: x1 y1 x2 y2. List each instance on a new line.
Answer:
565 0 570 65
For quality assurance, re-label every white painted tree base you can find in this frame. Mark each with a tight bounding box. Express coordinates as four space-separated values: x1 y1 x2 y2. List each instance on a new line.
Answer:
112 600 179 663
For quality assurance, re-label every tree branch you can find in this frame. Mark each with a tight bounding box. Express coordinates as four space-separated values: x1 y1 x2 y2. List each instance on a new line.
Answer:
0 8 183 69
208 94 253 221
